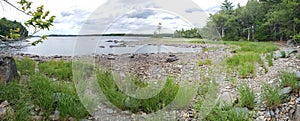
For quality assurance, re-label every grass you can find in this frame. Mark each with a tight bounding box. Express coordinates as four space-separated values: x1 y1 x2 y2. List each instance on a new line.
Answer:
96 70 179 113
191 40 279 54
266 53 273 66
38 60 72 81
238 85 255 109
15 57 36 75
198 59 212 66
280 71 299 92
226 52 263 78
297 54 300 59
204 103 250 121
262 84 281 108
0 72 88 119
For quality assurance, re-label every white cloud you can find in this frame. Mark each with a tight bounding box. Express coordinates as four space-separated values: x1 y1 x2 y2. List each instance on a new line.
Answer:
0 0 248 35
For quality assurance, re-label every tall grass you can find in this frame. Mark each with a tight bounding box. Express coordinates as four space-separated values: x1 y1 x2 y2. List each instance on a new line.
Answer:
238 85 255 109
38 60 72 81
226 52 263 77
15 57 36 75
280 71 299 92
262 84 281 108
96 70 179 113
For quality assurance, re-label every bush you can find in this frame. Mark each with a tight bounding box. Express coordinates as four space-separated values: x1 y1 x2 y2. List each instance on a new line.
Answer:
238 86 255 109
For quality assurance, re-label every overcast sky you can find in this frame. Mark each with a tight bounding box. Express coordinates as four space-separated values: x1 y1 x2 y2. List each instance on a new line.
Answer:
0 0 248 35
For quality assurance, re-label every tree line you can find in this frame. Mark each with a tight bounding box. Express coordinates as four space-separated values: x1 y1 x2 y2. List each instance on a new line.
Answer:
209 0 300 42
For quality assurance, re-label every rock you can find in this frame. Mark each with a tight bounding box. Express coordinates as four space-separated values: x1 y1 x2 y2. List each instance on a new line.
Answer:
166 57 178 63
106 40 113 42
0 56 19 84
235 108 249 119
293 104 300 121
106 109 114 114
285 49 298 57
107 56 115 60
273 51 285 59
279 87 292 96
99 46 105 48
287 39 296 46
218 92 236 107
0 101 14 119
296 71 300 81
109 44 126 48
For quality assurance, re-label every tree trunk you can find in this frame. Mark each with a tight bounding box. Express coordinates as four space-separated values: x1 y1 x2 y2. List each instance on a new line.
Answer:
247 27 251 41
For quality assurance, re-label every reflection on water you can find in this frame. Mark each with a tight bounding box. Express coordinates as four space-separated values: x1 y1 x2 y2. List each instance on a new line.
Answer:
15 36 201 56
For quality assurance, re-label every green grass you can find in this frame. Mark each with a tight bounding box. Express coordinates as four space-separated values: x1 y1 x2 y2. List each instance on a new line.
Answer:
280 71 299 92
280 51 286 58
266 53 273 66
198 59 212 66
96 70 179 113
191 40 279 54
238 86 255 109
38 60 72 81
204 103 250 121
15 57 36 75
226 52 263 78
297 54 300 59
262 84 281 108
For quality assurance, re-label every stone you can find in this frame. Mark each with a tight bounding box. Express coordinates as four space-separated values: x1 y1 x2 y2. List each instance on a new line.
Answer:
0 56 19 84
279 87 292 96
99 46 105 48
218 92 236 107
106 109 114 114
166 57 178 63
0 101 14 119
235 108 249 119
107 56 115 60
287 39 296 47
285 49 298 56
295 71 300 81
293 104 300 121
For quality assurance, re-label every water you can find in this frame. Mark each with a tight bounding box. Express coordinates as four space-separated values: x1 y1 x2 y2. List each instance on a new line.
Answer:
16 36 201 56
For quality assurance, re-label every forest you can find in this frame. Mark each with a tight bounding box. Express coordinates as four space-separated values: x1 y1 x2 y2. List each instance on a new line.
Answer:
204 0 300 42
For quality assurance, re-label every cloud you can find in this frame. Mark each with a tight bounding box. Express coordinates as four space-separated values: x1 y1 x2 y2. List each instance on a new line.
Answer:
185 8 204 13
126 10 156 19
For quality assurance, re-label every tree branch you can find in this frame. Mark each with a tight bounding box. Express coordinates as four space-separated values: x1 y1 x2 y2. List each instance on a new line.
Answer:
1 0 31 16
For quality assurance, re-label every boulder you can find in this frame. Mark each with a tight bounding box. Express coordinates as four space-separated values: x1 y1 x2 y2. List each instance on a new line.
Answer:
278 87 292 96
293 104 300 121
0 56 19 84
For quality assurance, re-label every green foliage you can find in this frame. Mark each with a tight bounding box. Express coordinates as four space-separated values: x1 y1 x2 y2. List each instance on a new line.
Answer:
280 71 299 92
207 0 300 41
174 28 202 38
0 18 28 39
15 57 36 75
262 84 281 108
38 60 72 81
238 85 255 109
226 52 262 77
297 54 300 59
96 70 179 113
280 51 286 58
198 59 212 66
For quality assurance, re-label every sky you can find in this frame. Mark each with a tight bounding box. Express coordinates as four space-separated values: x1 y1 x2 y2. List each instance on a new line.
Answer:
0 0 248 35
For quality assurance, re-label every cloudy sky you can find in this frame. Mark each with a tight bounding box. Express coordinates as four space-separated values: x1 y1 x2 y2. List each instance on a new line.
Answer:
0 0 248 35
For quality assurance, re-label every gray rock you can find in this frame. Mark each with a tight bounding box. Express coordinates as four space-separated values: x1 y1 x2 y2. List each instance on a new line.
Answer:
279 87 292 96
296 71 300 81
166 57 178 63
285 49 298 56
218 92 236 107
287 39 296 46
235 108 249 119
293 104 300 121
106 109 114 114
0 56 19 84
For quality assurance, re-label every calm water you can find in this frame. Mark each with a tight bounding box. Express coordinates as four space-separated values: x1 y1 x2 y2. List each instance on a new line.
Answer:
17 36 201 56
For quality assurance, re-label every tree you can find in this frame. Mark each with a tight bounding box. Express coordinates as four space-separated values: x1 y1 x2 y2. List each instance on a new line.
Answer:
0 0 55 47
